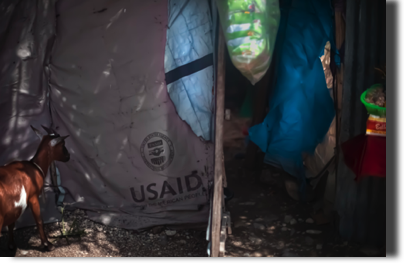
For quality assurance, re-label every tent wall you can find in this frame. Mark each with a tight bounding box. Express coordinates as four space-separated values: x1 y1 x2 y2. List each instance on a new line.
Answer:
0 0 61 229
1 0 215 231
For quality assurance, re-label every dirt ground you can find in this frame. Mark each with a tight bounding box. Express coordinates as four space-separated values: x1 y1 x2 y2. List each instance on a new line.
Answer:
1 148 384 257
222 154 383 257
0 207 209 257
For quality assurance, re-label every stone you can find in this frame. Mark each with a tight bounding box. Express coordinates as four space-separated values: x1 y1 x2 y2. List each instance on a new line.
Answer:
284 215 293 223
316 244 323 250
249 236 263 245
21 250 29 255
152 226 164 235
165 230 177 236
253 223 266 230
159 235 168 246
306 230 322 235
290 219 297 225
128 252 131 256
233 221 246 228
95 225 103 232
276 241 285 250
305 237 314 246
244 253 250 257
306 218 314 224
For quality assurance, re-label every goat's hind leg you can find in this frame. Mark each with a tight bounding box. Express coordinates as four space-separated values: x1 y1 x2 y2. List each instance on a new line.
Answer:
29 196 54 251
0 216 3 249
7 223 16 250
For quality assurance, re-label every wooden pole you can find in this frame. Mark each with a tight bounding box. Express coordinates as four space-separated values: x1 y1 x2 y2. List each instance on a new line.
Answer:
210 26 226 258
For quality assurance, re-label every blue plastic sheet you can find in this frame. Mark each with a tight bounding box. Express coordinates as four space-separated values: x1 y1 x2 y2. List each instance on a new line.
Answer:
249 0 336 194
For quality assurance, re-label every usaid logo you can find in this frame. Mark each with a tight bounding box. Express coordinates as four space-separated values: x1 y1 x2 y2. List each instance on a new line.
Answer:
140 132 174 171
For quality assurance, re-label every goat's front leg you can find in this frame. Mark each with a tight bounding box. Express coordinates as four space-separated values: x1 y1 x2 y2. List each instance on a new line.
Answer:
7 222 16 250
29 196 54 251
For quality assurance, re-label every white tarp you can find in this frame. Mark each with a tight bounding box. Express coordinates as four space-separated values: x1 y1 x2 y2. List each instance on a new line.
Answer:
1 0 215 230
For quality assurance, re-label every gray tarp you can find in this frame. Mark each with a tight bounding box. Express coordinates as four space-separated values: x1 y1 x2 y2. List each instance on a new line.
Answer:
0 0 61 230
1 0 214 231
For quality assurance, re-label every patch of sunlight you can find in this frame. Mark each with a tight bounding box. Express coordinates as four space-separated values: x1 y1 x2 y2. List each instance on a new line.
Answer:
76 195 85 202
155 82 164 98
85 173 91 181
63 97 67 102
3 135 11 144
17 48 31 59
56 89 62 95
76 129 81 136
101 215 112 225
72 104 77 110
239 216 247 219
106 9 123 29
95 134 101 144
116 152 123 162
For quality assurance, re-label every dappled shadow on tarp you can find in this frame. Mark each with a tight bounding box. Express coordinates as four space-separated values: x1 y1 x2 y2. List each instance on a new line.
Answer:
47 0 214 231
0 0 60 229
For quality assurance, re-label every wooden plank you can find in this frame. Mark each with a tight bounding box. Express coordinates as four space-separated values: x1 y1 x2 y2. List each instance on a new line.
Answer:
210 26 226 258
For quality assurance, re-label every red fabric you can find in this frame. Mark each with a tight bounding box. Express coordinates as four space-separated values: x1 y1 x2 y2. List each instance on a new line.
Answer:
341 134 386 180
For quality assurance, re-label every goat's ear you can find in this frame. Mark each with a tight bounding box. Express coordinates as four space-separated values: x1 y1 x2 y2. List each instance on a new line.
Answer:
41 125 55 135
30 125 43 140
49 135 69 147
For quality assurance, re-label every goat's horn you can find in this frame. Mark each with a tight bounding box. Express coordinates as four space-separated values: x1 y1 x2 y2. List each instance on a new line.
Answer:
30 125 43 140
49 135 69 147
41 125 55 135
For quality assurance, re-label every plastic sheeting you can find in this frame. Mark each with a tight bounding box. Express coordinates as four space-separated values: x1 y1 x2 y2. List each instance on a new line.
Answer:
216 0 281 85
249 0 336 191
0 0 61 230
164 0 214 141
0 0 215 231
48 0 214 229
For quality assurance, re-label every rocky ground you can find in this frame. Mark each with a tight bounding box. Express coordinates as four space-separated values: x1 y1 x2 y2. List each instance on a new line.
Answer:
222 152 385 257
0 209 209 257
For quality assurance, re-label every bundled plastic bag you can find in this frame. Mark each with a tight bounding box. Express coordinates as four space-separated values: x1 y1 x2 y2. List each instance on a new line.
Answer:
216 0 281 85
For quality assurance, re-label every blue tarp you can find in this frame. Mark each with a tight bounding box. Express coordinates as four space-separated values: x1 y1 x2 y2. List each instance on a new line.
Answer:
164 0 214 141
249 0 336 193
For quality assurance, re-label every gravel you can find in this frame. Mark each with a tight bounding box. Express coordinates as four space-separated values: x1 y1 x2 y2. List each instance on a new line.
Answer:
0 209 208 257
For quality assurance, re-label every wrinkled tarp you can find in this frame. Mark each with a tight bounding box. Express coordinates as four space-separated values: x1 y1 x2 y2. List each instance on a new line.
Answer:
249 0 336 192
0 0 214 231
49 0 214 229
0 0 61 230
165 0 214 141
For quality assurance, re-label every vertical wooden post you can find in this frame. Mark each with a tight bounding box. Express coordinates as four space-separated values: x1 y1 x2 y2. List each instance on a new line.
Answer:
211 26 226 258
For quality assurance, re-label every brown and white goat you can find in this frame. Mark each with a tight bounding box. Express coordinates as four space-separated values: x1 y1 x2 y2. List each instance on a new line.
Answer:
0 125 70 251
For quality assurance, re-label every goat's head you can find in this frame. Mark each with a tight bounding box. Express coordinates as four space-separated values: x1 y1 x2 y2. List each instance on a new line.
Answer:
30 125 71 162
